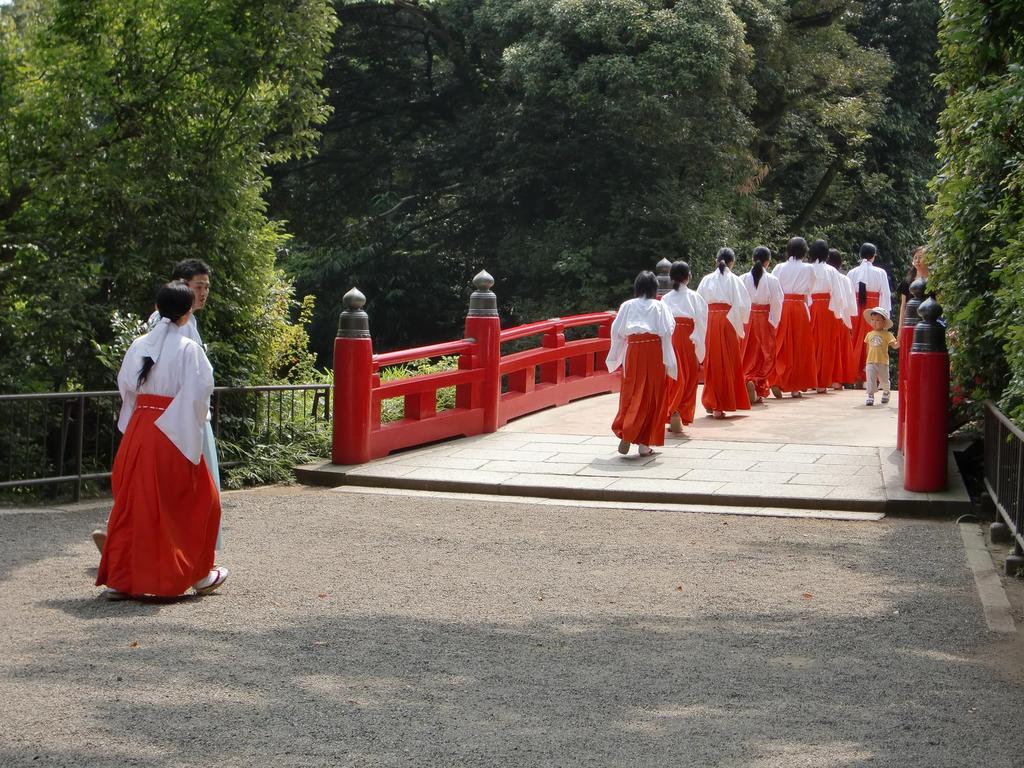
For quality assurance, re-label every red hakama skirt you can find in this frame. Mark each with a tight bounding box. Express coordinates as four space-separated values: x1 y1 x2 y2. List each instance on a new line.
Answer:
665 317 700 425
810 293 842 389
773 294 816 392
96 394 221 597
612 333 668 447
849 290 880 383
740 303 775 400
834 318 855 385
702 303 750 413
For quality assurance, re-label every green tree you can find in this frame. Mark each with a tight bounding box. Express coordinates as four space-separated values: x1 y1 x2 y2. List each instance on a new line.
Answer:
845 0 942 276
272 0 760 360
0 0 337 390
735 1 894 261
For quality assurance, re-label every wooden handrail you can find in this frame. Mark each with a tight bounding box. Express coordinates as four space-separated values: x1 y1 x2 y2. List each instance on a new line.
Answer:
374 338 476 368
499 311 614 343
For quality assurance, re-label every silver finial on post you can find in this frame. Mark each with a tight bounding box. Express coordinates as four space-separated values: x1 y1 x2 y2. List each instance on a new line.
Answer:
337 287 370 338
468 269 498 317
656 258 672 296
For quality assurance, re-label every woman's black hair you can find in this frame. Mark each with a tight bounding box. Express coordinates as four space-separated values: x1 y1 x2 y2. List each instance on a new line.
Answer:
905 245 926 284
716 247 735 274
669 261 690 290
809 239 829 263
786 236 809 261
859 242 877 261
633 270 658 299
827 248 843 270
138 281 195 389
751 246 771 288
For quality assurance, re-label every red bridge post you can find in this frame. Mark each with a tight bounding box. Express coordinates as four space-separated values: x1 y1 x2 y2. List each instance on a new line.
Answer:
903 297 949 492
332 287 373 465
463 270 501 433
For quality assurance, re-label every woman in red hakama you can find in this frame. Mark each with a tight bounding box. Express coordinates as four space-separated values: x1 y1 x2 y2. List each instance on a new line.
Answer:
739 246 783 404
846 242 892 385
697 248 752 418
771 237 816 396
606 271 678 455
662 262 708 431
96 282 226 600
807 239 846 392
828 248 857 387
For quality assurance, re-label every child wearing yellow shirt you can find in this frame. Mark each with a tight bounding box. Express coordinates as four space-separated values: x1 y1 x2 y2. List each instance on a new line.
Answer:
863 306 899 406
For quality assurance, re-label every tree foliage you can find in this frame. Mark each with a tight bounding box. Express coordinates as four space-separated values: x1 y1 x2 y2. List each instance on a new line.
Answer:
0 0 337 390
272 0 939 364
929 0 1024 423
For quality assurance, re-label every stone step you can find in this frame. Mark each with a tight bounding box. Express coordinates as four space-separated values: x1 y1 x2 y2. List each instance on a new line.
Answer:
324 484 885 522
295 448 973 517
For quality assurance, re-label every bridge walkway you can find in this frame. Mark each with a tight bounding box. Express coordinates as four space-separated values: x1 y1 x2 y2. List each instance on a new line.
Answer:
298 388 970 519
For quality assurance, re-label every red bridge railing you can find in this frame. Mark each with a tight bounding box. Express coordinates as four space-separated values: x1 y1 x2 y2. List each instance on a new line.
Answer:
331 270 621 464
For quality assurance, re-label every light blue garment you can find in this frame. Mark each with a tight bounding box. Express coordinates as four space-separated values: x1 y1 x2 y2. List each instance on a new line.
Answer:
203 420 223 550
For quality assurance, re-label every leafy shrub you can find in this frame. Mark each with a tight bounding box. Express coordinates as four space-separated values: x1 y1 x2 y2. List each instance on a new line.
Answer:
929 0 1024 426
379 356 459 423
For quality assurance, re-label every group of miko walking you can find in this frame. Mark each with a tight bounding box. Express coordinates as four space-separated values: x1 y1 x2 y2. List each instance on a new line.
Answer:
607 236 900 457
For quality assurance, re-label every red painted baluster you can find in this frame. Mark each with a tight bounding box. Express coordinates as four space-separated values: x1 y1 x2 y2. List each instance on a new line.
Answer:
540 321 566 386
332 288 373 465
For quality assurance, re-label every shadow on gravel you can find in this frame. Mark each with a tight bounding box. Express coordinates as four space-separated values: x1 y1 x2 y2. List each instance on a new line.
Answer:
3 595 1021 766
0 509 103 584
2 501 1020 767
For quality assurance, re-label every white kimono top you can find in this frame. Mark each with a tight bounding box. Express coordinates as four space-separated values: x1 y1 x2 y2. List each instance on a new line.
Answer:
847 259 892 311
661 286 709 364
740 270 784 328
772 258 814 296
117 320 215 464
149 310 202 346
696 267 751 339
830 268 857 329
808 262 847 320
606 298 678 380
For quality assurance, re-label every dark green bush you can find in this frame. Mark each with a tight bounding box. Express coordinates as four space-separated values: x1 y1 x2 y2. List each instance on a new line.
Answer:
929 0 1024 425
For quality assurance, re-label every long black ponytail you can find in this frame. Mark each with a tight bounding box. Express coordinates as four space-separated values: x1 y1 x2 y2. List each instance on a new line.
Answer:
137 281 195 389
716 247 735 275
751 246 771 289
670 261 690 290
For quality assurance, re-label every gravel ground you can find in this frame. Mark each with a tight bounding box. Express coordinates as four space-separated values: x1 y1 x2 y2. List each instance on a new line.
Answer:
1 487 1023 767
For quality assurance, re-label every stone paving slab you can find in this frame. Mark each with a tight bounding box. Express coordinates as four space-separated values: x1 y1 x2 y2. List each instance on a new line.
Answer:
297 389 973 516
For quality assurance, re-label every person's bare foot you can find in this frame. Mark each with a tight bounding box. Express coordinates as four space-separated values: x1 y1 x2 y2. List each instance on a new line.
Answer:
91 530 106 553
771 386 783 399
669 412 683 433
745 381 757 405
713 410 726 419
617 439 630 455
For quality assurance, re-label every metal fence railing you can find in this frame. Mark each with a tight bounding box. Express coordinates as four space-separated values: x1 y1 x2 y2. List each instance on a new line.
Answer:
0 384 331 501
984 401 1024 564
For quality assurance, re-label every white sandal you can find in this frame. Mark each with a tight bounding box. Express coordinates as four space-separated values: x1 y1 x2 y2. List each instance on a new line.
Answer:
193 566 229 596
